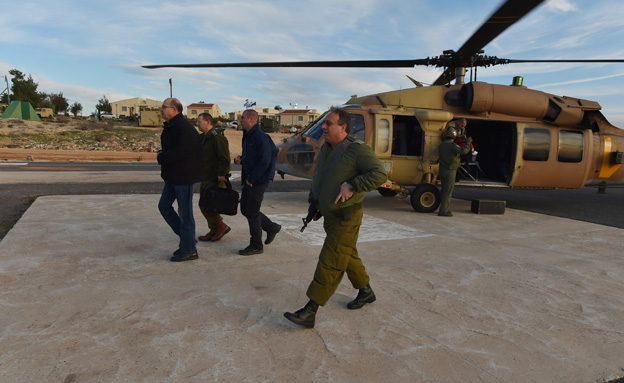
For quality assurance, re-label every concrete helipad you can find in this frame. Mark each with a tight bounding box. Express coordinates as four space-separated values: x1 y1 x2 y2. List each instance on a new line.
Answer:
1 190 623 382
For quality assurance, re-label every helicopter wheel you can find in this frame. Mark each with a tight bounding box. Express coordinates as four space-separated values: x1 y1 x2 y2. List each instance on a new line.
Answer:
410 184 440 213
377 187 398 197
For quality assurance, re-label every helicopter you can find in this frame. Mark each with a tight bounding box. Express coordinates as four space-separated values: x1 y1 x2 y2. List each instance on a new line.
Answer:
143 0 624 213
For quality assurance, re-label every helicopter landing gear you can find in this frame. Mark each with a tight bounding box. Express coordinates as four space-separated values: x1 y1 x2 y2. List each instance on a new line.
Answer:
377 187 398 197
410 184 440 213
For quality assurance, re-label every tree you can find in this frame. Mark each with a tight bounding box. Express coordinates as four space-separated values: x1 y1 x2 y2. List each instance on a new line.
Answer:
274 105 282 111
39 95 53 109
5 69 44 106
70 101 83 117
95 95 112 116
50 92 69 115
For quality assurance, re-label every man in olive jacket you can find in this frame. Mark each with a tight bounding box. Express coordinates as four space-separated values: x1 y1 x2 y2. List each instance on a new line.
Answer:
196 112 231 242
438 125 472 217
157 98 204 262
284 107 387 328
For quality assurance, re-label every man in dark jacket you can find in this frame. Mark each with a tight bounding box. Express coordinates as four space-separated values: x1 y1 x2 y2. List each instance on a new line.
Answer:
157 98 204 262
233 109 281 256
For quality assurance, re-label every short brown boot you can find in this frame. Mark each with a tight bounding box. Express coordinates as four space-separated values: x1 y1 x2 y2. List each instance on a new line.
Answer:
198 227 217 241
211 221 231 242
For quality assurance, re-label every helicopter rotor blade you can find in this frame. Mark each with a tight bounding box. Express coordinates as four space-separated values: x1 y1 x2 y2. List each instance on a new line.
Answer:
141 0 624 88
432 58 624 85
506 59 624 64
142 59 433 70
432 0 545 85
456 0 545 57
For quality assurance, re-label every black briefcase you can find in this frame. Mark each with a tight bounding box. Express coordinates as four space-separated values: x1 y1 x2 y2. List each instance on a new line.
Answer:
199 179 239 216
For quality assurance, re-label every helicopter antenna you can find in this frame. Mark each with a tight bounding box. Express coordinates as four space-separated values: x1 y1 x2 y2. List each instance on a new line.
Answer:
375 95 387 108
406 75 424 87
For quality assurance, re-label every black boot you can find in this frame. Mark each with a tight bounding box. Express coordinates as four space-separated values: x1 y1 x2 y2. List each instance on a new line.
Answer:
347 283 376 309
284 300 318 328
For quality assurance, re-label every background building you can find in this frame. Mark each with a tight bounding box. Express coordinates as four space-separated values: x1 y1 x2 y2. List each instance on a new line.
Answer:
278 109 320 127
111 98 161 118
227 107 280 122
187 103 221 119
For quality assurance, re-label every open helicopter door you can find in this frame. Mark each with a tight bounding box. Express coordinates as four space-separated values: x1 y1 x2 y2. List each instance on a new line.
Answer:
509 124 592 188
455 119 516 185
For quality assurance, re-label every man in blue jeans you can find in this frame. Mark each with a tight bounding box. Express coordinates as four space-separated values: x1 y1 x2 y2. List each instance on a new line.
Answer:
234 109 281 256
157 98 204 262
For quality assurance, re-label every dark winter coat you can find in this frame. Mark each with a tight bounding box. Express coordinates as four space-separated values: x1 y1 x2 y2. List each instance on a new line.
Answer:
157 113 204 185
240 123 277 186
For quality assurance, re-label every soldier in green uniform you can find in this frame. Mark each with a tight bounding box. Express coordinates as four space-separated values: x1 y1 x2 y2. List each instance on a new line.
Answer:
196 113 232 241
283 107 387 328
438 125 472 217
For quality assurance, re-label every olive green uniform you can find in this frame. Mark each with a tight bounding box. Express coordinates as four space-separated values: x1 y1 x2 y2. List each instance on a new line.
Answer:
438 138 470 214
199 128 231 228
306 136 387 306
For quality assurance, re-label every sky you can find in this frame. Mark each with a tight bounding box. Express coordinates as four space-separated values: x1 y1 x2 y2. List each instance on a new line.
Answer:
1 0 623 126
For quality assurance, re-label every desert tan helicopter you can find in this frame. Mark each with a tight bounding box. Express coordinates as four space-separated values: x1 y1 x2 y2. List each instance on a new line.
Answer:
143 0 624 213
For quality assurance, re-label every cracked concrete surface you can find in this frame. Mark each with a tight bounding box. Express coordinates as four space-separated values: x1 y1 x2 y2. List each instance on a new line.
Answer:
1 191 623 382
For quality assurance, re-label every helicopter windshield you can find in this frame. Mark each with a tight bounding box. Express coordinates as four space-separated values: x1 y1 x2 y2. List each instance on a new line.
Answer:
301 112 365 141
301 114 328 140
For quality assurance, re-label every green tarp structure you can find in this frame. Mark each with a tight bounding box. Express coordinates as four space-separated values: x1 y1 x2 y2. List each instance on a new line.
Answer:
1 101 41 121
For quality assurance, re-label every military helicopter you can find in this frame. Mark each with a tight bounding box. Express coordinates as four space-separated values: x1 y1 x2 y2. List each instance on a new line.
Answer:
143 0 624 213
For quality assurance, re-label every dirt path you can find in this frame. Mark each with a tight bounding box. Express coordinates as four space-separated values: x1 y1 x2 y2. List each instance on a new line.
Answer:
0 129 291 162
0 148 158 162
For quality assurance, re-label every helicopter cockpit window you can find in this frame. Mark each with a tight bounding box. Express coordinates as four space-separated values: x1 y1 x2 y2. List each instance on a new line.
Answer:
523 128 550 162
558 130 584 163
301 113 365 142
349 114 365 141
302 114 328 141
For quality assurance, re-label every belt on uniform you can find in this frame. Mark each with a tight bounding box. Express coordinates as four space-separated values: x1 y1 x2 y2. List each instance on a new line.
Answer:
329 203 363 220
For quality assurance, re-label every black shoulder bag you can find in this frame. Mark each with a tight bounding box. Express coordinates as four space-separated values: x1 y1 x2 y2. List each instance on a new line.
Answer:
199 178 240 216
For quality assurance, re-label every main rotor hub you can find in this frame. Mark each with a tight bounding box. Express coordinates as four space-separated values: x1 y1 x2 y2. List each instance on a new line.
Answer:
429 52 510 69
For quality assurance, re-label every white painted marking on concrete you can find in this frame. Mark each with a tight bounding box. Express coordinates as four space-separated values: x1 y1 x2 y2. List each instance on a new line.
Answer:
0 163 28 166
267 214 433 246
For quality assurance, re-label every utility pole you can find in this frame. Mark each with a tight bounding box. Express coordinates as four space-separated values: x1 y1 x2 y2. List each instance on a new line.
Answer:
289 102 297 127
169 78 173 98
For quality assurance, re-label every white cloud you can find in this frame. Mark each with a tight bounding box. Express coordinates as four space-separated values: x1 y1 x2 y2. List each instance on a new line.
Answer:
536 72 624 89
546 0 577 13
0 0 622 128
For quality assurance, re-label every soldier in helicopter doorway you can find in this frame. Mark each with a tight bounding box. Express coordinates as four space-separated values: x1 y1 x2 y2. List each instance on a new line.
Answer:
438 125 472 217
